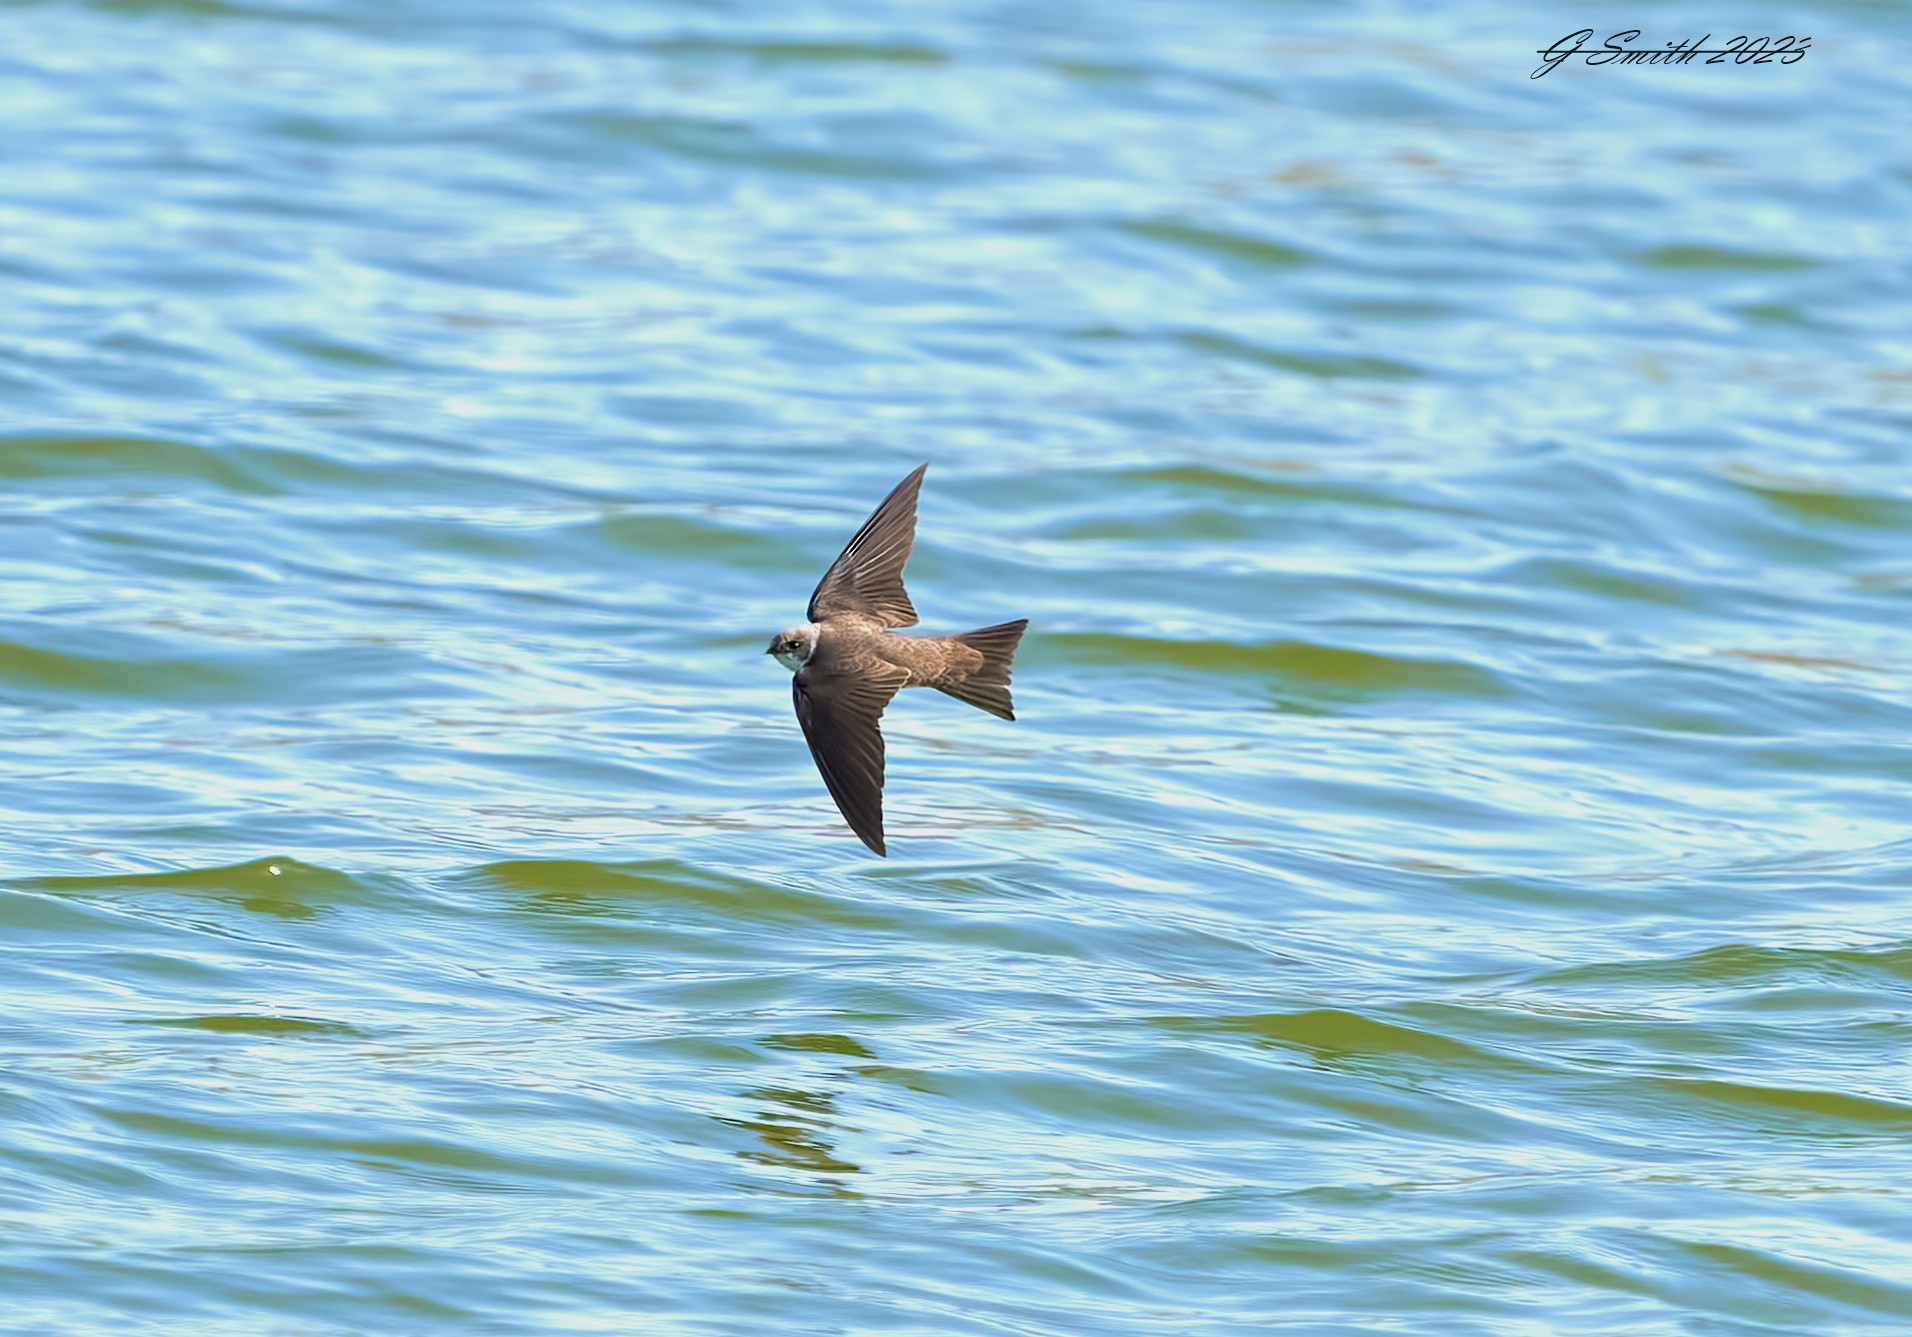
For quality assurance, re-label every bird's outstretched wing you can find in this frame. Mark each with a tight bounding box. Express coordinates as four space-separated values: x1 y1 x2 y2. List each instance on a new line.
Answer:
792 662 909 856
806 464 925 628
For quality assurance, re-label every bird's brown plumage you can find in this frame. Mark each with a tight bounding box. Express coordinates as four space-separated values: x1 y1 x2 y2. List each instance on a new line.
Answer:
780 464 1027 855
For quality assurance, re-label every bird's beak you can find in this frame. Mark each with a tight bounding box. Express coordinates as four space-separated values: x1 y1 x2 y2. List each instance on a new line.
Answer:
764 647 777 655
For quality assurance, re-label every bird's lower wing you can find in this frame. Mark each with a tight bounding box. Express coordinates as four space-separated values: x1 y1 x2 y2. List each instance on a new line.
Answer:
793 663 908 856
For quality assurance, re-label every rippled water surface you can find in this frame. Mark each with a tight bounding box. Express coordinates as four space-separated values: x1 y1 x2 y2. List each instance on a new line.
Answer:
5 1 1912 1332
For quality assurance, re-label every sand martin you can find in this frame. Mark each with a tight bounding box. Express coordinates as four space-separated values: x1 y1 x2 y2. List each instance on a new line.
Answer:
768 464 1027 856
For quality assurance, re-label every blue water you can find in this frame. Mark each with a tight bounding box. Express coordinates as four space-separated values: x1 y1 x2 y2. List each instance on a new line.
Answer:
5 0 1912 1332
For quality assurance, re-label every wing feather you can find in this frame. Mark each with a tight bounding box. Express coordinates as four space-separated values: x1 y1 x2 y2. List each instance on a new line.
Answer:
792 663 908 856
806 464 925 628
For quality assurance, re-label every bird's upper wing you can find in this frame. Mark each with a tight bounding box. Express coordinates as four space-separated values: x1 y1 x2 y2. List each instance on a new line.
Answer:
806 464 925 628
793 661 909 856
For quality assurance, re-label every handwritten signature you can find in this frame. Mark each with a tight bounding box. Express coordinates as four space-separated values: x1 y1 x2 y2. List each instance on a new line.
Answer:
1533 30 1811 80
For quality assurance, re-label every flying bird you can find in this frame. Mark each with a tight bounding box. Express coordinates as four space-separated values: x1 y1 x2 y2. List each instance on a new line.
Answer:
767 464 1027 856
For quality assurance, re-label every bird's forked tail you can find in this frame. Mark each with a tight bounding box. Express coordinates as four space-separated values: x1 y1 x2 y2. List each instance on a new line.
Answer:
938 619 1028 721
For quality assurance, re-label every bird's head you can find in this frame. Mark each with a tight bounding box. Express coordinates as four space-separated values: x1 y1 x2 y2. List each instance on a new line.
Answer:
766 623 819 671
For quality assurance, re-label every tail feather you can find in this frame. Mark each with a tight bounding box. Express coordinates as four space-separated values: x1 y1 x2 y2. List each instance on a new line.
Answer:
938 619 1028 720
